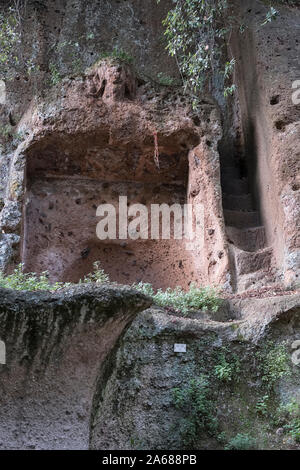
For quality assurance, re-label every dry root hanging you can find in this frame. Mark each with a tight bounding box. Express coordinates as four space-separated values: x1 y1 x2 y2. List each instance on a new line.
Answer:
153 130 160 169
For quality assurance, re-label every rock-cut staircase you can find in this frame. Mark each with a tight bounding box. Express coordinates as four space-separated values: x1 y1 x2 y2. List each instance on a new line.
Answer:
221 164 274 292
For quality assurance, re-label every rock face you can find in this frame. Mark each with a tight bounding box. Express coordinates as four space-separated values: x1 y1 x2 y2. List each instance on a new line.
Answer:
1 57 230 290
21 62 227 290
1 282 299 450
230 0 300 290
0 0 299 293
90 294 300 450
0 0 299 451
0 284 151 449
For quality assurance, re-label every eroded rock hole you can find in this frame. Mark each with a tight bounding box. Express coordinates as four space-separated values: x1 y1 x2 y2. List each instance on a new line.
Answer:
99 79 107 98
124 84 131 99
23 134 199 290
270 95 280 105
275 120 285 131
192 116 200 126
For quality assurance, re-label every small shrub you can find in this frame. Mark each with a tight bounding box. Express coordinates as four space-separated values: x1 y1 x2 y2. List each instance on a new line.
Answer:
0 264 65 291
72 57 82 75
255 395 270 417
133 282 222 314
132 282 155 297
0 261 109 292
49 62 61 86
225 433 256 450
0 7 20 77
172 374 218 447
276 400 300 443
82 261 110 284
214 352 240 383
156 72 179 86
0 124 12 140
97 46 133 65
158 0 284 99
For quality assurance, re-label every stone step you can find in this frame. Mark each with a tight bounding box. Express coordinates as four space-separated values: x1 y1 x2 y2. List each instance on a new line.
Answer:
236 268 278 292
223 193 253 211
232 246 273 276
222 177 249 196
224 210 260 229
226 225 266 252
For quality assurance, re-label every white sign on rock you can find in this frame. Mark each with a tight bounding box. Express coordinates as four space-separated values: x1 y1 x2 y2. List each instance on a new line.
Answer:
174 343 186 353
0 340 6 364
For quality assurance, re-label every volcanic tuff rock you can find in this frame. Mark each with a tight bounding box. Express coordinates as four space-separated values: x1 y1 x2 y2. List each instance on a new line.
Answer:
0 284 151 450
0 0 299 293
91 293 300 450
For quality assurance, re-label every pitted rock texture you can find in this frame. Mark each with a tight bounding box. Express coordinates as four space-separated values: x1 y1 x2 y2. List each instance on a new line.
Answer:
9 60 229 290
0 0 299 454
231 0 300 289
0 0 299 293
0 284 151 449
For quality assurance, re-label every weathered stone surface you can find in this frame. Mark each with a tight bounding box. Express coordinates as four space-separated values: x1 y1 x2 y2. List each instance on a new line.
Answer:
90 294 300 450
0 284 151 449
0 200 22 233
0 233 20 271
0 0 298 453
0 0 299 293
232 0 300 289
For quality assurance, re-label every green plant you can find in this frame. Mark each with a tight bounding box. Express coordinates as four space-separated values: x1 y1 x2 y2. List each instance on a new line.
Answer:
0 7 20 76
156 72 179 86
0 264 65 291
286 421 300 443
214 351 240 382
72 57 82 75
0 2 40 80
255 395 270 417
55 37 85 76
0 124 13 139
276 400 300 442
0 261 109 291
82 261 110 284
172 374 218 447
132 282 155 297
49 62 61 86
0 125 25 146
261 6 279 25
97 46 133 65
216 431 227 444
158 0 284 98
12 129 25 143
257 342 291 389
225 432 256 450
133 282 222 314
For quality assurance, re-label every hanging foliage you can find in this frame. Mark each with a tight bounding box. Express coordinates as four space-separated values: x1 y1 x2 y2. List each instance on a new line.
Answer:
158 0 291 100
